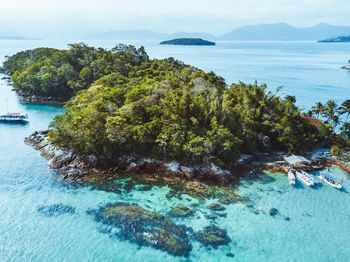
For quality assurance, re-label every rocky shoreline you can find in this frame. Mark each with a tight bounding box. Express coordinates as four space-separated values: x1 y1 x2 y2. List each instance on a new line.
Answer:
25 131 350 187
15 89 66 107
0 73 66 107
25 131 243 185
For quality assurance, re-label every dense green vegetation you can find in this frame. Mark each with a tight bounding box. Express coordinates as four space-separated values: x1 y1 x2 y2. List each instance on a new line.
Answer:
160 38 215 46
309 99 350 158
4 44 327 168
3 44 149 99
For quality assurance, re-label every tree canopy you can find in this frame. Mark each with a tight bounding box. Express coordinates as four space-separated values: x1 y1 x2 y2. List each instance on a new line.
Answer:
4 44 324 168
309 99 350 158
3 43 149 99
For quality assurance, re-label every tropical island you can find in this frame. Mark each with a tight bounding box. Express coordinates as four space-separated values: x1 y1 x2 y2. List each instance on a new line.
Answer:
2 44 350 185
3 44 350 257
319 35 350 43
160 38 216 46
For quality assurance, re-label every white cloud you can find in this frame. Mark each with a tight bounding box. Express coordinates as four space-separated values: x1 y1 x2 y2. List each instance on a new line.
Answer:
0 0 349 38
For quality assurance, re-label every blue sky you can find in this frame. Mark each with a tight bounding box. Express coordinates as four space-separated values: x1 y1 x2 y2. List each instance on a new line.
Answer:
1 0 350 38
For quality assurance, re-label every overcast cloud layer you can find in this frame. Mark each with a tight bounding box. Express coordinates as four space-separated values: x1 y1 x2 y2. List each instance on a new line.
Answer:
1 0 350 38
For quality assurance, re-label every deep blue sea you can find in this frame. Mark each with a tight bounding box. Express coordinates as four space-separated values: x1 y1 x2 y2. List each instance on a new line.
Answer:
1 40 350 261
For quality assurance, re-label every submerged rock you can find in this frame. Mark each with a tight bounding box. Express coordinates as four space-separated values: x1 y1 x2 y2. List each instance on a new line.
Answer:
207 203 226 211
269 208 279 217
195 226 231 248
246 202 261 215
219 196 237 205
37 204 76 217
93 202 192 257
204 213 218 220
168 206 193 217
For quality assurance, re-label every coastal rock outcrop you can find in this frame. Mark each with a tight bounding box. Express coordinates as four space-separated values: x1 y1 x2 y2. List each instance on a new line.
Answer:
25 131 235 184
25 131 97 180
15 89 65 106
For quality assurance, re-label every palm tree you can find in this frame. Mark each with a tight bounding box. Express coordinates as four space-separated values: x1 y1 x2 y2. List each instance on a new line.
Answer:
311 102 325 119
341 122 350 139
323 100 338 124
339 99 350 123
333 115 340 130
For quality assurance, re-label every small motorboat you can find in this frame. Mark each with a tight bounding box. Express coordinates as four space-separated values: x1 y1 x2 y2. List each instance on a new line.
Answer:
0 112 29 123
288 170 296 185
318 172 343 190
296 170 315 187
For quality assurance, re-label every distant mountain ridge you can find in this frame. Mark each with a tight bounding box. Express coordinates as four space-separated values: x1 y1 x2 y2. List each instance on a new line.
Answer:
219 23 350 41
4 23 350 41
85 30 216 41
85 23 350 42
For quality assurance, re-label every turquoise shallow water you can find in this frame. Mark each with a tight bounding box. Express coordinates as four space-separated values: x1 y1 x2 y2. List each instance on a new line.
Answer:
1 40 350 261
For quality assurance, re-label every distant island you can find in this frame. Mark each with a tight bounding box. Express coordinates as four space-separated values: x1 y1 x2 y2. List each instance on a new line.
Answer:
0 32 39 40
319 35 350 43
0 36 27 40
160 38 215 46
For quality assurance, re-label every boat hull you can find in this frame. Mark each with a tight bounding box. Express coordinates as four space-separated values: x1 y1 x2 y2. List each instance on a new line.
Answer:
0 119 28 123
318 175 342 189
0 113 29 123
296 171 315 187
288 171 296 185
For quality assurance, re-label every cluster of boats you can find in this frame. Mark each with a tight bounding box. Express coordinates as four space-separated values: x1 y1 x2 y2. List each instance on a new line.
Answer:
288 169 343 189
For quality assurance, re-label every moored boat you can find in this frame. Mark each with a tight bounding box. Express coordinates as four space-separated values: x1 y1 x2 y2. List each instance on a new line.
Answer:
296 170 315 187
288 170 296 185
0 112 29 123
318 172 343 190
1 97 29 123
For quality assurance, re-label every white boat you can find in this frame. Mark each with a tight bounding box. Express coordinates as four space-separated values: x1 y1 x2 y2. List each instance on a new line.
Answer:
296 170 315 187
288 170 296 185
0 98 28 123
318 172 343 190
0 112 28 123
